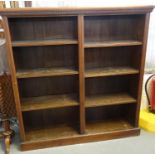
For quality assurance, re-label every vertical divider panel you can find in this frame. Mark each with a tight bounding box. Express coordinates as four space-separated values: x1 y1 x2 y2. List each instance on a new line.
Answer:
2 16 26 140
78 15 85 134
136 13 150 126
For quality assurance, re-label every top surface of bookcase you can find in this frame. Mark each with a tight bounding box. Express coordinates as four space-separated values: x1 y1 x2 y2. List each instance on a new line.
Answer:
0 5 154 16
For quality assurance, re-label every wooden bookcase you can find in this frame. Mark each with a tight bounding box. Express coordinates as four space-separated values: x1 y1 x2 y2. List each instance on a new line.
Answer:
0 6 154 151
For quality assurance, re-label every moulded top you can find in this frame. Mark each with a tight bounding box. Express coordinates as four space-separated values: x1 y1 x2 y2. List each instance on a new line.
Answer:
0 5 154 16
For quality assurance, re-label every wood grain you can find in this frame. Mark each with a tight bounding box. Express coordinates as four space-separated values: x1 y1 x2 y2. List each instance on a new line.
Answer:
13 45 78 71
84 15 145 42
85 67 139 78
85 76 130 95
24 118 133 142
21 128 140 151
0 6 153 16
12 39 78 47
21 94 78 111
85 46 141 71
16 67 78 78
84 40 142 48
9 17 77 41
2 6 152 151
25 124 79 141
86 119 133 133
85 93 136 108
78 15 86 134
18 76 78 98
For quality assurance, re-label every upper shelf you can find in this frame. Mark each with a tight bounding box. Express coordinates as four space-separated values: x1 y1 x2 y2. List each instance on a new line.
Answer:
16 67 78 79
84 40 142 48
85 67 139 78
12 39 78 47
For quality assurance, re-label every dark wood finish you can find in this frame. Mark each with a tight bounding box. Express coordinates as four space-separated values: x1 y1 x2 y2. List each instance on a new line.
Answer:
85 46 141 70
21 128 140 151
12 39 78 47
21 94 78 111
84 15 145 42
0 6 153 16
25 123 79 141
85 67 139 78
84 40 142 48
9 17 77 41
23 107 79 140
13 45 78 72
78 15 85 134
85 76 138 96
85 93 136 108
85 119 133 133
18 76 78 98
16 67 78 79
24 118 133 142
1 6 153 151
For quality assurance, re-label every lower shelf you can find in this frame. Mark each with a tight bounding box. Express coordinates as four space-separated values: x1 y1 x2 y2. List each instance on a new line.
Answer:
22 119 139 151
21 94 79 112
86 119 133 134
85 93 136 108
25 124 79 141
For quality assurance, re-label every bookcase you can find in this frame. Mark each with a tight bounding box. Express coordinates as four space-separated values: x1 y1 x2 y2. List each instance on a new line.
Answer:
1 6 154 151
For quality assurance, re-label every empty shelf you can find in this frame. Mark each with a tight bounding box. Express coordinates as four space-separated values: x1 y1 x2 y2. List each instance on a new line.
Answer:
86 119 133 134
85 67 139 78
85 93 136 107
21 94 79 112
12 39 78 47
25 124 79 141
84 40 142 48
16 67 78 78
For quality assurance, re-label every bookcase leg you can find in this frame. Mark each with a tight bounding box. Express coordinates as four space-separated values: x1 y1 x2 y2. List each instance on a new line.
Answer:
4 135 10 154
2 119 14 154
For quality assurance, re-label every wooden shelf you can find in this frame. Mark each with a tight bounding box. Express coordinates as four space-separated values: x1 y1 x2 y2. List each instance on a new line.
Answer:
85 93 136 108
85 67 139 78
25 124 79 141
86 119 133 134
25 119 133 142
84 40 142 48
12 39 78 47
16 67 78 78
21 94 79 112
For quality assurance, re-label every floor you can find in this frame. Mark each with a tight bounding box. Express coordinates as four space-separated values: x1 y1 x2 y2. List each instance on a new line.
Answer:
0 129 155 154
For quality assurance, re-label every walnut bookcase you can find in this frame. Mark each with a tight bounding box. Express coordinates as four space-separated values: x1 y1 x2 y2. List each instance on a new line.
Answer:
1 6 154 151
